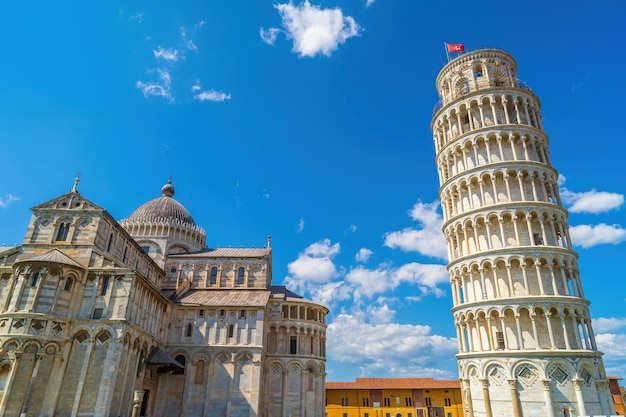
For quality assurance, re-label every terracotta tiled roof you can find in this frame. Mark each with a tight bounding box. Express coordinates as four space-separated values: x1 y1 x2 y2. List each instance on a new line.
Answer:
172 289 271 307
326 378 460 390
17 249 84 268
168 248 270 258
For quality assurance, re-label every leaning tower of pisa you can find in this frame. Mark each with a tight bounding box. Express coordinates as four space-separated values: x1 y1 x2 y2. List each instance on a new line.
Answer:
430 49 615 417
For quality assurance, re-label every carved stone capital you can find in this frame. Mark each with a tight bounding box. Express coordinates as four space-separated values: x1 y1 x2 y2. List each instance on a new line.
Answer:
507 379 518 390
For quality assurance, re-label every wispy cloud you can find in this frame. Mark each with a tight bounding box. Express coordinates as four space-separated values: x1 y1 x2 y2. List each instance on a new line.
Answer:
0 194 19 208
383 200 447 260
135 68 173 101
130 12 143 24
264 0 360 57
193 89 231 102
569 223 626 248
181 27 197 51
345 224 357 234
355 247 373 262
365 0 376 6
297 218 305 233
153 46 181 62
571 73 591 93
195 20 207 29
260 28 281 45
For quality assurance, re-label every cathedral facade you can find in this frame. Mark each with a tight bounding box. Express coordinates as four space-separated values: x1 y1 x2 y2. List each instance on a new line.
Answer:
431 49 615 417
0 179 327 417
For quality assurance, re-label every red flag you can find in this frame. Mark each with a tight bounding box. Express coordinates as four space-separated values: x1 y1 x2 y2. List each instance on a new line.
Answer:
447 43 464 52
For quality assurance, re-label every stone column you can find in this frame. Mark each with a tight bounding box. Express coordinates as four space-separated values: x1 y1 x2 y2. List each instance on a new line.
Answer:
572 378 586 416
131 390 145 417
71 338 96 416
19 353 44 417
541 379 555 417
462 379 474 417
480 378 493 417
508 379 522 417
0 352 22 416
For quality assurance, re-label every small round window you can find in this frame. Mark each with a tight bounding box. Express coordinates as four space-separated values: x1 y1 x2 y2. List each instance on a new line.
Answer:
170 267 177 273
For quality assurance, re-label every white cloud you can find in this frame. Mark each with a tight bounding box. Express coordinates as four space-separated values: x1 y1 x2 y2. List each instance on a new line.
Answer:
384 200 447 260
272 1 360 57
191 80 201 92
345 262 448 300
297 218 305 233
153 47 181 62
260 27 281 45
195 20 207 29
366 303 395 325
0 194 19 208
365 0 376 6
286 238 340 284
345 224 357 234
327 313 457 378
194 90 232 102
569 223 626 248
561 188 624 214
355 247 373 262
593 317 626 333
136 68 173 101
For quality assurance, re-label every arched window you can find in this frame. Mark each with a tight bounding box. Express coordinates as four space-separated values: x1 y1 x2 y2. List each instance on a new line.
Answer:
64 277 73 291
228 324 234 338
237 267 245 285
55 223 70 241
195 360 205 384
106 233 114 252
0 364 10 391
210 266 218 285
186 323 192 337
173 355 186 375
31 272 40 287
100 276 110 296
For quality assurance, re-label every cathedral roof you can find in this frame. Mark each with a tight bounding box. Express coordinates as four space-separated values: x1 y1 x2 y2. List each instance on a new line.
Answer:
126 180 196 226
17 249 84 268
167 247 271 258
171 289 271 306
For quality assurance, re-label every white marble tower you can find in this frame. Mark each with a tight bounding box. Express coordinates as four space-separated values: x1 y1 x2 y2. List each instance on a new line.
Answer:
431 49 615 417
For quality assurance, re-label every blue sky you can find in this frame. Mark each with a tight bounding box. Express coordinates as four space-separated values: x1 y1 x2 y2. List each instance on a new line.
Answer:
1 1 626 382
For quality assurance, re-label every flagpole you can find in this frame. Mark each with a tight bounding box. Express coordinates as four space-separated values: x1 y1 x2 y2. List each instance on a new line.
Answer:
444 42 450 62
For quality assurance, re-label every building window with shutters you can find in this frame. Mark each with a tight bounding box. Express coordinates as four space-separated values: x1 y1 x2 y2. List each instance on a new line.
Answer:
383 398 390 407
341 398 348 406
496 331 505 349
444 398 451 406
425 397 432 407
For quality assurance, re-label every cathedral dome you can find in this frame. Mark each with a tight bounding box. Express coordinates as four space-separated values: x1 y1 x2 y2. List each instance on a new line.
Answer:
126 180 196 226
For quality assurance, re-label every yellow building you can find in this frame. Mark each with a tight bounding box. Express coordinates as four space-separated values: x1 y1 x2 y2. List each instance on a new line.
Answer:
609 376 626 415
326 378 462 417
